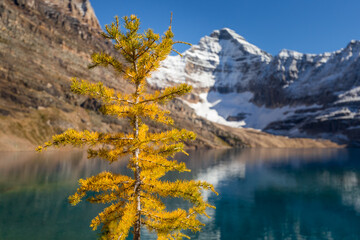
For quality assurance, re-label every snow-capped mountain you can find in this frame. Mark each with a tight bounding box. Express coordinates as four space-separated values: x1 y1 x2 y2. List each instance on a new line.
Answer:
148 28 360 146
148 28 272 90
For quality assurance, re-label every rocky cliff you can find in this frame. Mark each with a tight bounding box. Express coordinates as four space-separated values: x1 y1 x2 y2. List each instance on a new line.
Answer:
0 0 132 150
0 0 340 150
149 28 360 146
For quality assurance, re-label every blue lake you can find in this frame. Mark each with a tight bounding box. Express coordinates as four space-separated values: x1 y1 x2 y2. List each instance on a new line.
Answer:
0 148 360 239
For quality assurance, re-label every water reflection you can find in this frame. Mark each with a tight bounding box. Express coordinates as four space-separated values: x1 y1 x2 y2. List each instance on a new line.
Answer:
0 148 359 239
189 148 360 240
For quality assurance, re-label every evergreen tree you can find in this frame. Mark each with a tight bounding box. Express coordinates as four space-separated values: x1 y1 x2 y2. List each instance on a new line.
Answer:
37 15 217 240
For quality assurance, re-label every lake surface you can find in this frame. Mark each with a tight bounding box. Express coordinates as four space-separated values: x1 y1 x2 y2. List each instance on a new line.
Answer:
0 148 360 240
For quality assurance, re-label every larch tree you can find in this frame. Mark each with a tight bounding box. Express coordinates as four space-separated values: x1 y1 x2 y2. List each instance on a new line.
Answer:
37 15 217 240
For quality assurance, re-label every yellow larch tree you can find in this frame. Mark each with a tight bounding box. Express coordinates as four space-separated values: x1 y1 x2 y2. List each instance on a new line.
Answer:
37 15 217 240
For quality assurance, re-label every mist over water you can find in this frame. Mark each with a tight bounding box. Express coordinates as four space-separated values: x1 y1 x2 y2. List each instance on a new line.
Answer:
0 149 359 240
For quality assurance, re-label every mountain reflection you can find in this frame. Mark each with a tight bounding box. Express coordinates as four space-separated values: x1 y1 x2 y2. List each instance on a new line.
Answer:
0 148 359 240
0 151 128 187
188 148 360 240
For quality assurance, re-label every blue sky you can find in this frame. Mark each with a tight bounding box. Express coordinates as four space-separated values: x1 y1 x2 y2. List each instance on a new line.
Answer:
91 0 360 55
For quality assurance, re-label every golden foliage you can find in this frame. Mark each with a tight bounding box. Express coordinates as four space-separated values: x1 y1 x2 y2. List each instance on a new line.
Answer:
37 15 217 240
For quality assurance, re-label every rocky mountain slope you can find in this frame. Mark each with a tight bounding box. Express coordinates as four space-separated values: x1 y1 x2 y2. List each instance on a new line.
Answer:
0 0 340 151
149 28 360 146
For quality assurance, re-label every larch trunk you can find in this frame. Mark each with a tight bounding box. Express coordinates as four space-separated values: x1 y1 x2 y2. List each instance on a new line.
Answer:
133 85 141 240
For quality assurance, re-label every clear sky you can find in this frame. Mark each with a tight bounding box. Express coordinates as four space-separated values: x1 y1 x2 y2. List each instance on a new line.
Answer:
91 0 360 56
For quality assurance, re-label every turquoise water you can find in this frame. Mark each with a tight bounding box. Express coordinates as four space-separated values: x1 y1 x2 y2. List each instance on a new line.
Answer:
0 149 360 239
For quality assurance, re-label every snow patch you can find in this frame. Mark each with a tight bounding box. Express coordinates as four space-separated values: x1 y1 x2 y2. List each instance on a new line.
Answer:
184 92 245 128
316 108 357 120
185 91 320 130
336 86 360 104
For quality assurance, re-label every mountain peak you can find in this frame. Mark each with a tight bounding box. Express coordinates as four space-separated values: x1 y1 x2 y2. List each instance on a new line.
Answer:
210 28 246 41
278 49 304 58
43 0 101 30
346 39 360 49
350 40 360 44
